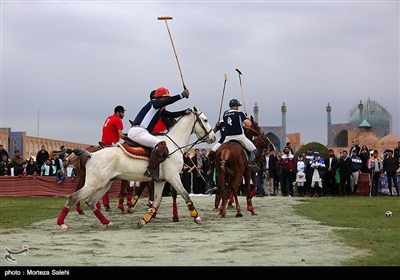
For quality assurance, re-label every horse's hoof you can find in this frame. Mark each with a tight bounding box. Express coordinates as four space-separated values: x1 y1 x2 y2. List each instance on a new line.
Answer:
236 213 243 217
59 224 69 231
172 217 180 222
251 211 258 215
194 216 202 225
78 210 85 215
106 221 113 228
127 207 134 213
137 219 146 229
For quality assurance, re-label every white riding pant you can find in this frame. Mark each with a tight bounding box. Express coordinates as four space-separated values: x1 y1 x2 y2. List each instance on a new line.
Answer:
350 171 360 192
127 126 160 148
224 134 256 152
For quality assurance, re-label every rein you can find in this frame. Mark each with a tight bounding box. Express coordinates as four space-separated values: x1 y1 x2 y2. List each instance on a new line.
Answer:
165 110 213 156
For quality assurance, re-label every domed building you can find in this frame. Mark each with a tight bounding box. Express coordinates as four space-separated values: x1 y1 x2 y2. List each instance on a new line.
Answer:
376 134 400 150
327 98 398 154
348 98 392 138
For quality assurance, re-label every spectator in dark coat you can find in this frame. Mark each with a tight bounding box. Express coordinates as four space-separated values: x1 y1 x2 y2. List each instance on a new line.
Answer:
25 157 40 176
339 151 352 196
36 145 50 170
382 150 399 196
324 149 339 196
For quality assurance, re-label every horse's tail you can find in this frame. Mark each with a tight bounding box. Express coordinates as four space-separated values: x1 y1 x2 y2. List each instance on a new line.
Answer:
72 148 91 158
64 148 92 177
218 148 230 172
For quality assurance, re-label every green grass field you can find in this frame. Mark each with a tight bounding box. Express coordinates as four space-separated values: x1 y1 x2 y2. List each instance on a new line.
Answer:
0 196 399 266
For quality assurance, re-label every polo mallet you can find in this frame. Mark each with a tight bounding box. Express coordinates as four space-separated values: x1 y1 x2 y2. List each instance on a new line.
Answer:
157 16 187 90
218 74 228 120
235 68 246 114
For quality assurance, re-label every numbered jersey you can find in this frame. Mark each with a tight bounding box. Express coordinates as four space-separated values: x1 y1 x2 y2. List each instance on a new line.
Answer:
222 109 246 136
102 114 123 146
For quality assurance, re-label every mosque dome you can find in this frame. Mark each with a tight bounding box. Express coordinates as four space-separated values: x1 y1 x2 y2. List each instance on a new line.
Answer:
349 98 392 138
354 132 380 148
376 134 400 149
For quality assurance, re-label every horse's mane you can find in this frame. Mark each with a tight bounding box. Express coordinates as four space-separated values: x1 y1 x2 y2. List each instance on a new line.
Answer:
245 116 275 151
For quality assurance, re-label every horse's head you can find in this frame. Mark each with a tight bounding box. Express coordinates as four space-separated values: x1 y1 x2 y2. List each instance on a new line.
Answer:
245 116 275 152
189 106 216 144
244 116 262 140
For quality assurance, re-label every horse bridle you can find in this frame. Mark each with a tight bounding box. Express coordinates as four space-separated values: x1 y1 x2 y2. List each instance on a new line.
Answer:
166 109 213 156
246 125 275 152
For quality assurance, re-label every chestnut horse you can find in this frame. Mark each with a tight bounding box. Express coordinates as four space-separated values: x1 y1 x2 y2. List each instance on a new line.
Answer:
215 118 274 218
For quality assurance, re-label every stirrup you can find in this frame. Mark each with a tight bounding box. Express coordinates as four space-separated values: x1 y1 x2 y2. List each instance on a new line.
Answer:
248 163 260 172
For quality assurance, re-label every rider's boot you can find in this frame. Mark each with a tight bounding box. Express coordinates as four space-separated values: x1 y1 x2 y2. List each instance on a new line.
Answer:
143 141 167 182
248 149 260 172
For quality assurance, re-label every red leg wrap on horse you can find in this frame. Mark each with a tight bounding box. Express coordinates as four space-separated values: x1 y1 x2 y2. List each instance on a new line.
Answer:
57 206 70 225
118 195 124 205
118 203 124 211
102 192 110 206
229 193 234 204
93 209 110 225
249 187 256 199
96 202 101 210
172 198 178 218
127 194 132 207
75 201 83 213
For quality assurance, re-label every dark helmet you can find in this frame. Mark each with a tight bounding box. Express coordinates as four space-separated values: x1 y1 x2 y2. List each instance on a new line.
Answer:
229 98 242 107
149 90 156 100
154 87 170 98
114 105 126 114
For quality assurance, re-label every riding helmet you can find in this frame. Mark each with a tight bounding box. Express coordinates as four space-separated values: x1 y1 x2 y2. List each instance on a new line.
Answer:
149 90 156 100
154 87 170 98
229 98 242 107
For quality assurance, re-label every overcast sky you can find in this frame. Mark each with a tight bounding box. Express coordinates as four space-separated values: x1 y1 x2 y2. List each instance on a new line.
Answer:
1 0 399 148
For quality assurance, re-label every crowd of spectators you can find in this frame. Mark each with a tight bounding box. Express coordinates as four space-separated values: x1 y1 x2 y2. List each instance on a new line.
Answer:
1 140 399 196
0 144 73 184
252 140 400 197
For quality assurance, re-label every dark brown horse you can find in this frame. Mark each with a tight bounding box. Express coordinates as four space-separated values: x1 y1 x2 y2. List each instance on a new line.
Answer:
215 117 274 218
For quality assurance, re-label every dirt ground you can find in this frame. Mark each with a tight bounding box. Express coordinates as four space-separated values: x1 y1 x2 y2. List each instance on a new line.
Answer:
0 195 367 267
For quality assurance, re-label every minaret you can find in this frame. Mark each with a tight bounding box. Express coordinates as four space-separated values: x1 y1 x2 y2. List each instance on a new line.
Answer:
326 103 332 146
253 102 259 123
358 100 364 124
281 102 286 151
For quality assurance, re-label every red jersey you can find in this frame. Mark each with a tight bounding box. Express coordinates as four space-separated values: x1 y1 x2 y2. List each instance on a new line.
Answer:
153 119 167 133
102 114 123 146
153 106 167 133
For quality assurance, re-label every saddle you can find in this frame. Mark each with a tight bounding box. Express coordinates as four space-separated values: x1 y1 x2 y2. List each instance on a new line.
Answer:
98 137 169 162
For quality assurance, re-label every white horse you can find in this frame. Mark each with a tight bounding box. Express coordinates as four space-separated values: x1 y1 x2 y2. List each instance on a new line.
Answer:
56 107 216 230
